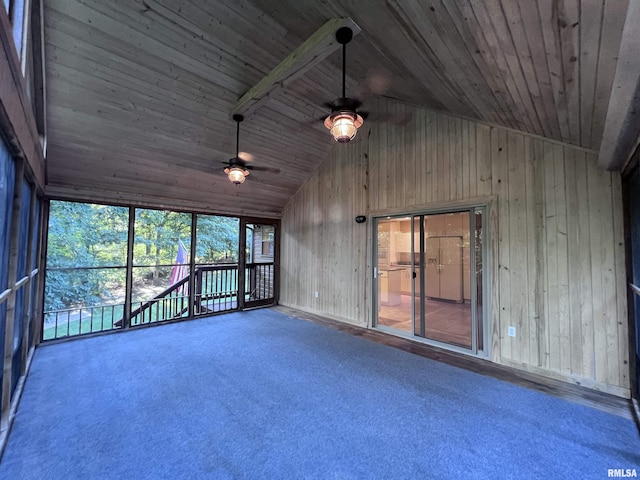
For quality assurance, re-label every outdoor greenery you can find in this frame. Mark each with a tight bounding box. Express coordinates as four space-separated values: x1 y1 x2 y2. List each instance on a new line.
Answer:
45 201 240 313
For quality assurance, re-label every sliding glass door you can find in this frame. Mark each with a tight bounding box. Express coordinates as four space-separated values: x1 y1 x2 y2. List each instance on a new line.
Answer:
374 207 486 355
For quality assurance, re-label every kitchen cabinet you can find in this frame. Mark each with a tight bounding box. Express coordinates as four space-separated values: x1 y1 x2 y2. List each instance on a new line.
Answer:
400 267 412 295
379 269 402 306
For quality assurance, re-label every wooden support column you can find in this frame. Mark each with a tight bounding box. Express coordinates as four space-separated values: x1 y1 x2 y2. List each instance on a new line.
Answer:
1 157 24 431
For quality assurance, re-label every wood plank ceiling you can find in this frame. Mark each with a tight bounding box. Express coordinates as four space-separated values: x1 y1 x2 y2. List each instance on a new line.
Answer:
43 0 630 217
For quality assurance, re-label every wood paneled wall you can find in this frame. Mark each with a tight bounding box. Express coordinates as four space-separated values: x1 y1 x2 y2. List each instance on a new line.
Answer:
281 97 629 397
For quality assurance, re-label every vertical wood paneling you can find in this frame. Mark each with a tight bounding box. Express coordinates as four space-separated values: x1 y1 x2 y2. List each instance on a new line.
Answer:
554 146 571 375
492 128 511 360
587 159 607 384
530 139 546 367
564 148 583 376
467 121 477 199
428 110 437 203
476 124 492 197
574 151 594 379
507 133 529 365
281 98 629 397
543 143 558 370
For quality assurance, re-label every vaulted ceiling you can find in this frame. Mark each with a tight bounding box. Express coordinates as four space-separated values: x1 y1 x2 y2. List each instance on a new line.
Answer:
43 0 632 217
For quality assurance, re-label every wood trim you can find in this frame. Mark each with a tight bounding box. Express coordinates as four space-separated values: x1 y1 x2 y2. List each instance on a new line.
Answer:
0 5 45 187
19 0 32 73
369 196 496 217
30 0 46 140
44 186 283 220
598 0 640 170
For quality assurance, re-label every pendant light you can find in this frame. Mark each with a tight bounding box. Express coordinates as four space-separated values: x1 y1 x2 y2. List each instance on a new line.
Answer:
324 27 364 143
224 114 250 185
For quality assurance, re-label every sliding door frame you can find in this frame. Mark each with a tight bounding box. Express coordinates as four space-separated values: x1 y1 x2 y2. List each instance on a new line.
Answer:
371 198 493 358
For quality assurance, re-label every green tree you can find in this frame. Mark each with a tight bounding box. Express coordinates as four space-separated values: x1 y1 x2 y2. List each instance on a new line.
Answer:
196 215 239 263
45 202 128 310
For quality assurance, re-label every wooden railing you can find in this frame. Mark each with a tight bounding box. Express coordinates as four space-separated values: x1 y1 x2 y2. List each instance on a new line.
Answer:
194 264 239 315
129 275 191 326
43 262 274 340
246 262 274 301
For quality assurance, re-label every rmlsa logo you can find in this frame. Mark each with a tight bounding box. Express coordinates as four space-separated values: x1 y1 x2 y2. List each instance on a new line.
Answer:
608 469 638 478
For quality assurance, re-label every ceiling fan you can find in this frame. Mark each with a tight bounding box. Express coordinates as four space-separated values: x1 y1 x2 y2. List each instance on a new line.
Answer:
323 27 368 143
222 114 278 185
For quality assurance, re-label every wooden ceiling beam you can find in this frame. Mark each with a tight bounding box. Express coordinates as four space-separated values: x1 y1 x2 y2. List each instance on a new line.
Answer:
598 1 640 170
231 17 360 118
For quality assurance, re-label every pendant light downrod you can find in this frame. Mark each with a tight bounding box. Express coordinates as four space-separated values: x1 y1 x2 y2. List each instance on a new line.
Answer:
232 114 243 160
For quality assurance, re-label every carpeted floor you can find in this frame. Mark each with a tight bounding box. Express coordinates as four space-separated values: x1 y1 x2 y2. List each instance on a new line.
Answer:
1 308 639 479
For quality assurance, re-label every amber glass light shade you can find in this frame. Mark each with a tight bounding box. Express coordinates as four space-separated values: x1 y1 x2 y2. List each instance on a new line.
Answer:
324 111 364 143
225 166 249 184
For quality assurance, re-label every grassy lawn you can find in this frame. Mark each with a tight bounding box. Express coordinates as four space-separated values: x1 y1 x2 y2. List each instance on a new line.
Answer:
43 305 125 340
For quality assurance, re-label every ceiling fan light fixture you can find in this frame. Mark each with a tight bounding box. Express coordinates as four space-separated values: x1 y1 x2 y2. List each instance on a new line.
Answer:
225 165 249 185
324 111 364 143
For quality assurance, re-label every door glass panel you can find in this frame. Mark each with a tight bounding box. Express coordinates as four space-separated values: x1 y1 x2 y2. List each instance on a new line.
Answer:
245 223 276 305
375 217 411 332
423 212 471 348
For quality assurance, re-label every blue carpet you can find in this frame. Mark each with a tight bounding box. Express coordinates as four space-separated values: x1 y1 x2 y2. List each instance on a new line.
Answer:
1 308 638 479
